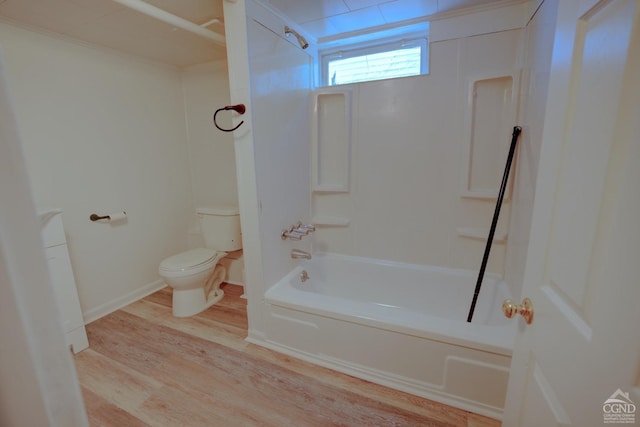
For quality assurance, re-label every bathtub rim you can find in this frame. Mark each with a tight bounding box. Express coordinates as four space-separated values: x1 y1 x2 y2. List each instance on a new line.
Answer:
303 251 505 281
265 253 515 356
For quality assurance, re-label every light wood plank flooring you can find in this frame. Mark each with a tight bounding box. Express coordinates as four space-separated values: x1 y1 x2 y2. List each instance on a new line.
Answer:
75 284 501 427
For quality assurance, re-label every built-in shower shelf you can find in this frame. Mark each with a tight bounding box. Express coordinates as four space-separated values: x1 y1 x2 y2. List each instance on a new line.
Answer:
312 186 350 194
457 227 507 244
459 190 514 203
312 217 350 227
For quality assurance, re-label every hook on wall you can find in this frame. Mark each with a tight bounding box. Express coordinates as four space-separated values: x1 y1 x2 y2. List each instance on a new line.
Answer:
213 104 246 132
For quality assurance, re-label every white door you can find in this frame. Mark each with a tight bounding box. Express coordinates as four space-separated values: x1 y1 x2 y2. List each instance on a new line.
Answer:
503 0 640 425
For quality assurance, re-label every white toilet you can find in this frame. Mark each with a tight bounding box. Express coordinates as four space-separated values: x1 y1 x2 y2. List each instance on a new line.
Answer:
159 206 242 317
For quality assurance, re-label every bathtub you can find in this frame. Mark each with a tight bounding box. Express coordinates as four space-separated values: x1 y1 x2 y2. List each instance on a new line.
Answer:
252 253 516 419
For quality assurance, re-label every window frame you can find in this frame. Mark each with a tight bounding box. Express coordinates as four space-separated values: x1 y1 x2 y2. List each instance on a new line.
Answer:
320 36 429 87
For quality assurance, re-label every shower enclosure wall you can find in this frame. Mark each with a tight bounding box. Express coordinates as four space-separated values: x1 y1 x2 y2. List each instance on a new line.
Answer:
223 0 314 325
224 0 551 420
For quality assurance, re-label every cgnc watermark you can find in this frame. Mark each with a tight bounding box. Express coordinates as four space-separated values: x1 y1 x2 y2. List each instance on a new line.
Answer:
603 389 636 424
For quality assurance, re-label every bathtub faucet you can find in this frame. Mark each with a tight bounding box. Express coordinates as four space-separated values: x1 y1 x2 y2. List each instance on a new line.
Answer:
291 249 312 260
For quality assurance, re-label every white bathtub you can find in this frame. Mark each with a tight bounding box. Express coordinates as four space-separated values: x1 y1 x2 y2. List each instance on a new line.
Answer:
253 253 516 419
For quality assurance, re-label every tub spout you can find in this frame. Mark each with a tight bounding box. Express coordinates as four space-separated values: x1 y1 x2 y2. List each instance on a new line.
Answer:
291 249 311 260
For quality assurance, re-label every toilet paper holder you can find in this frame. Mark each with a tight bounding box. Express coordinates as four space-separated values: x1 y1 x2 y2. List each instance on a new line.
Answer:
89 212 127 222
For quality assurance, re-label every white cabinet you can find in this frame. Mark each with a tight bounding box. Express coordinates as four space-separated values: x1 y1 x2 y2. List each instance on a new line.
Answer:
40 210 88 353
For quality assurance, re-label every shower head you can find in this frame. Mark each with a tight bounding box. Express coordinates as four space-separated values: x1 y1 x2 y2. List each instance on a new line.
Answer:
284 26 309 50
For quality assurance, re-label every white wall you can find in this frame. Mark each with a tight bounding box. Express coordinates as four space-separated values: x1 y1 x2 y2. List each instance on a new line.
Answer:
181 59 238 247
224 0 265 333
182 60 237 209
247 12 313 291
223 0 313 337
312 6 525 276
0 22 194 320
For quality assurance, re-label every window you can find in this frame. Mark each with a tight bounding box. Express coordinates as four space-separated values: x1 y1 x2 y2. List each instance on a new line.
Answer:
321 38 428 86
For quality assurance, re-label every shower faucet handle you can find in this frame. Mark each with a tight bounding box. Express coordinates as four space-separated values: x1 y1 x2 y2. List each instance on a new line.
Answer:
282 222 315 240
281 229 303 240
290 223 309 235
295 222 316 233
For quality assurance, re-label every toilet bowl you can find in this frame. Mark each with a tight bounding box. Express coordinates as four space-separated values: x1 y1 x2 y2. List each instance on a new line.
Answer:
159 248 226 317
159 206 242 317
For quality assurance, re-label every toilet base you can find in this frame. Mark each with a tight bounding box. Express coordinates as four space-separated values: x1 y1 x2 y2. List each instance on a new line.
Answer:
172 287 225 317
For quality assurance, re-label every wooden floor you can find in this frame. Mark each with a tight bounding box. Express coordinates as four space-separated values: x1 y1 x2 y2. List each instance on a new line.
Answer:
74 284 501 427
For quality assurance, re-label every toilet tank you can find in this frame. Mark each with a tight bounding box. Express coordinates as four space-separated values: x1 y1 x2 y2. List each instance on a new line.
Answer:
196 206 242 251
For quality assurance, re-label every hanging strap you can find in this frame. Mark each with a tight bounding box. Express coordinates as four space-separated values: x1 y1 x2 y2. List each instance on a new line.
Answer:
467 126 522 323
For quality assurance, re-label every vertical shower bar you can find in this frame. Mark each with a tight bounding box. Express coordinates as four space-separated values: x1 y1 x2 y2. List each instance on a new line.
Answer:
467 126 522 323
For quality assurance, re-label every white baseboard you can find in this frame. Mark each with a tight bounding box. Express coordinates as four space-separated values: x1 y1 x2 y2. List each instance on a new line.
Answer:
83 279 166 324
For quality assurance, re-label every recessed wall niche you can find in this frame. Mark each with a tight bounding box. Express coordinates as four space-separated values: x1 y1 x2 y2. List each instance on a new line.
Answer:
460 74 519 199
310 89 352 193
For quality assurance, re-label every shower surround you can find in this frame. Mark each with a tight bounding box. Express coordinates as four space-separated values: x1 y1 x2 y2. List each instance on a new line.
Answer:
224 0 533 421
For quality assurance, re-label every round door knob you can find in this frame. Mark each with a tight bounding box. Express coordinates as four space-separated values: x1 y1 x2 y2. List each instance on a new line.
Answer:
502 297 534 324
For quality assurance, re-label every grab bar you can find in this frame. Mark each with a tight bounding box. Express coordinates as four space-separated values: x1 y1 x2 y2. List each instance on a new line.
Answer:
467 126 521 323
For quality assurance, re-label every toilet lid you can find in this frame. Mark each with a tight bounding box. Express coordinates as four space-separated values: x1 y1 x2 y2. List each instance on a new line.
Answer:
159 248 218 272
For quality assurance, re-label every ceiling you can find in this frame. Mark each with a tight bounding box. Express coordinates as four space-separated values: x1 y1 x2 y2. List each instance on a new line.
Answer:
268 0 505 40
0 0 507 67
